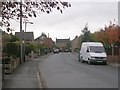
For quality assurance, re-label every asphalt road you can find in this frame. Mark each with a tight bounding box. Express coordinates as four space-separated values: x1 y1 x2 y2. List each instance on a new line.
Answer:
38 52 118 88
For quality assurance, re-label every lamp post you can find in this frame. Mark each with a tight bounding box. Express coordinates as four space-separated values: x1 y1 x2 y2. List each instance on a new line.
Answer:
24 21 33 32
23 21 33 62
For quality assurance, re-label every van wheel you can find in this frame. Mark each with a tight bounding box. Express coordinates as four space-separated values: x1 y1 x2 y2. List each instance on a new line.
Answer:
88 60 91 65
78 56 80 61
81 59 84 63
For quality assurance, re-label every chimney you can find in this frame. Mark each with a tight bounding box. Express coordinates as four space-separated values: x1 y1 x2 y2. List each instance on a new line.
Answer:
48 33 49 38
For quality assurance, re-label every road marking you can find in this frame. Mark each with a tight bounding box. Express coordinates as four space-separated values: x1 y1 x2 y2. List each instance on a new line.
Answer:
36 71 42 88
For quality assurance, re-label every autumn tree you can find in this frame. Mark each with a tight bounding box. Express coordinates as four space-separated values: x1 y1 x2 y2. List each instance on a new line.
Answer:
106 22 119 46
97 21 119 46
91 20 119 55
0 0 71 31
96 29 109 44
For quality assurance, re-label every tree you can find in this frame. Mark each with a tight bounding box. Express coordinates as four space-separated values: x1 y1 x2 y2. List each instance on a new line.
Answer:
105 22 119 46
10 35 19 42
81 23 92 42
90 32 99 42
1 0 71 31
96 21 119 46
97 29 109 44
2 31 19 44
91 20 119 55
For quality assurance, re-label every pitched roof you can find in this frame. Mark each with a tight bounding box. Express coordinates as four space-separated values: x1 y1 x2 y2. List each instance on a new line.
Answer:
15 32 34 41
56 39 70 43
35 33 47 41
46 38 55 43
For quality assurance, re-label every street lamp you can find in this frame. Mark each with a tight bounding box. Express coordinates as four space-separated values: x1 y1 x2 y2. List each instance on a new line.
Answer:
24 21 33 32
23 21 33 62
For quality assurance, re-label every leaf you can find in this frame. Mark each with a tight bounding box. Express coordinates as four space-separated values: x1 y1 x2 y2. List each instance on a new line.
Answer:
46 11 50 14
28 13 32 17
1 0 71 32
7 28 10 32
33 12 37 17
69 4 71 7
60 10 62 13
7 23 10 27
57 7 60 10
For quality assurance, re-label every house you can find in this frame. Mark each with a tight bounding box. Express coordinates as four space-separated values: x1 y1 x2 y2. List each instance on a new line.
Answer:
45 38 55 49
35 32 47 44
35 33 55 50
15 32 34 43
71 36 80 52
55 38 71 51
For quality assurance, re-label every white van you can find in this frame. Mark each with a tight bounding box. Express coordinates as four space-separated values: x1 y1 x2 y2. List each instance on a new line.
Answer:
79 42 107 65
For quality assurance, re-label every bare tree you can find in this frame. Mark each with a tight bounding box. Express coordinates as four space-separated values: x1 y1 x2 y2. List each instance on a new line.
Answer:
0 0 71 31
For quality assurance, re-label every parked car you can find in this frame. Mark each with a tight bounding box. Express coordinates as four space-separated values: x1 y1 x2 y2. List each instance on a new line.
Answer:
79 42 107 65
64 49 69 52
53 49 59 53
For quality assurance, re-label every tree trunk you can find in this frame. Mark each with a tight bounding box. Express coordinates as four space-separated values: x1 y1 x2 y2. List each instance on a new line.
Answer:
111 44 114 56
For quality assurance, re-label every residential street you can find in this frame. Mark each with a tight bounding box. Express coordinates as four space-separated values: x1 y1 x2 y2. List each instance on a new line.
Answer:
38 52 118 88
1 1 120 89
2 53 119 88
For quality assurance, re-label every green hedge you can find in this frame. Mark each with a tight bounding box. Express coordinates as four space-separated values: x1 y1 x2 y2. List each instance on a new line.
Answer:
4 42 19 58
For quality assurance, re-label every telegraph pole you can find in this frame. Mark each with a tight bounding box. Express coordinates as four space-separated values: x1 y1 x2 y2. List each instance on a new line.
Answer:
20 0 23 64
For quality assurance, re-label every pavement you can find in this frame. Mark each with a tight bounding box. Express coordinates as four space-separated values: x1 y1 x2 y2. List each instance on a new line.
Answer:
2 57 42 88
2 53 52 89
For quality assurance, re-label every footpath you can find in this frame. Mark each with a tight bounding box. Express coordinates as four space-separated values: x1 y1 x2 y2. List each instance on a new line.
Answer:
2 54 50 89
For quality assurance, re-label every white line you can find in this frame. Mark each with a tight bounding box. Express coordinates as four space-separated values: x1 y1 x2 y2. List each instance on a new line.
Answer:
36 71 42 88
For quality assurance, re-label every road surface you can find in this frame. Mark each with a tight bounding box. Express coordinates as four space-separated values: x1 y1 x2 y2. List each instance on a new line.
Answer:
38 52 118 88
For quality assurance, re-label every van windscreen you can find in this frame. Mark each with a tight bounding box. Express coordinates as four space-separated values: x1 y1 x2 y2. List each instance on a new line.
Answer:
90 46 105 53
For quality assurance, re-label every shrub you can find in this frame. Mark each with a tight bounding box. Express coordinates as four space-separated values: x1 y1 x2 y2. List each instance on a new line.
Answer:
4 42 19 58
25 45 31 56
25 43 37 56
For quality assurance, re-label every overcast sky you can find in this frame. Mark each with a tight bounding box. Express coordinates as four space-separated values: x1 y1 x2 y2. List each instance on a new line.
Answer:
1 0 119 41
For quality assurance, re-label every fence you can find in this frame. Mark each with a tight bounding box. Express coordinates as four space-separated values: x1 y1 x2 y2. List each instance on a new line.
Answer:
2 57 20 74
105 47 119 55
105 47 120 63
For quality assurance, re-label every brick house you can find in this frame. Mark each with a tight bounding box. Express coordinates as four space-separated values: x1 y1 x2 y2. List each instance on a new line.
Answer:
35 33 55 50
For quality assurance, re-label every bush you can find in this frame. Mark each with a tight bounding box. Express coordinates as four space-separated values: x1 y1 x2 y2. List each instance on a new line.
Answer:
25 45 32 56
39 47 44 55
4 42 19 58
25 43 37 56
